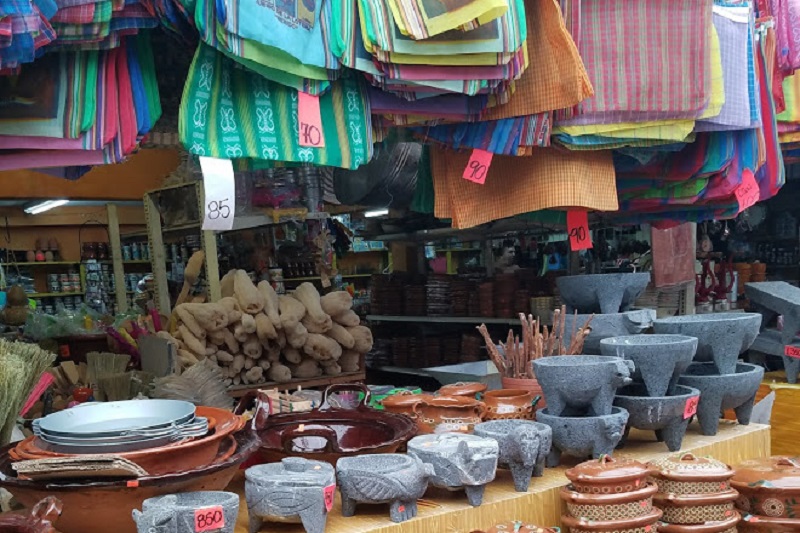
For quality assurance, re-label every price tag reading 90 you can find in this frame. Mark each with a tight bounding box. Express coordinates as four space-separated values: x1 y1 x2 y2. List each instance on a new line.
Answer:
461 149 493 185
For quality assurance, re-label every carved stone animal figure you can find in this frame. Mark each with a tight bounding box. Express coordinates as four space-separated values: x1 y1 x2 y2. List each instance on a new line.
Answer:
536 407 629 467
474 420 553 492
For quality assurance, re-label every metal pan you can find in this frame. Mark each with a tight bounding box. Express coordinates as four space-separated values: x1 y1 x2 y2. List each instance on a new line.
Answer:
34 418 209 443
35 400 196 437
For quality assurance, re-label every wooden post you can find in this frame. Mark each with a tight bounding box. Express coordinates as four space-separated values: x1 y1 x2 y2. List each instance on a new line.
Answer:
198 182 221 302
106 204 128 312
144 191 171 316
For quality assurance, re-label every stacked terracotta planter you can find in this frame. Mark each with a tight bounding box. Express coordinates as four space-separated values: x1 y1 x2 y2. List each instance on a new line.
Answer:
559 456 662 533
733 456 800 532
648 453 740 533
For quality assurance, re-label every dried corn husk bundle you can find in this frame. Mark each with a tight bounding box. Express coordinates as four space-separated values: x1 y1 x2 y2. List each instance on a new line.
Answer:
0 340 56 445
478 306 594 379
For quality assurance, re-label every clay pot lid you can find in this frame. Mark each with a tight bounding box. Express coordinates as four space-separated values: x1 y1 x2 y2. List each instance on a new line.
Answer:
381 392 434 408
732 456 800 490
565 455 653 485
648 452 734 482
421 395 483 407
438 382 488 396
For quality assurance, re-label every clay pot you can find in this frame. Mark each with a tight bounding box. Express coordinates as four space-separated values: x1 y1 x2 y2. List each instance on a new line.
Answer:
655 512 740 533
732 456 800 520
560 508 662 532
10 407 242 476
653 491 739 524
25 250 35 263
738 514 800 532
0 430 260 533
565 455 655 495
438 382 488 399
648 453 735 492
501 376 546 409
43 251 54 262
413 395 486 434
380 392 435 419
560 481 658 521
481 389 540 421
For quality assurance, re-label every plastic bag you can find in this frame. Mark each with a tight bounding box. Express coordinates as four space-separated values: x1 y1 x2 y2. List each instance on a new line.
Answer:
0 496 62 533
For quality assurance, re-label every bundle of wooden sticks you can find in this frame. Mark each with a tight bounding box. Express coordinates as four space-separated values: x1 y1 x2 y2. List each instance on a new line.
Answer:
477 306 594 379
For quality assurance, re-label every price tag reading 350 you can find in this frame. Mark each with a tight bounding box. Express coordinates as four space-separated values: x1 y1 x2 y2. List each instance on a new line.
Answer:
298 92 326 148
567 210 593 251
194 506 224 532
785 345 800 359
199 156 235 231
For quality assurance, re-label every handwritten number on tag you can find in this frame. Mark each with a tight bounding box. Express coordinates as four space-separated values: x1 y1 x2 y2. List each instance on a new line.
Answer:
567 210 592 251
206 199 231 220
298 92 325 148
194 506 224 532
785 345 800 359
684 396 699 419
462 149 493 184
735 169 760 213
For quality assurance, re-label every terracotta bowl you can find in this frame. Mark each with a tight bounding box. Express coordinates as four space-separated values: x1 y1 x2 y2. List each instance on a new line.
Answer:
738 514 800 533
653 490 739 524
474 523 558 533
254 384 418 467
560 481 658 522
438 382 488 399
413 395 486 434
655 512 740 533
733 457 800 520
381 392 435 419
481 389 540 421
560 508 662 532
0 430 260 533
10 407 242 476
565 455 655 495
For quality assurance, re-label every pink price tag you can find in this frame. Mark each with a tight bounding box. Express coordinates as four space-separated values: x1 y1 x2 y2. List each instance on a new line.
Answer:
735 169 759 213
567 210 592 251
323 484 336 512
683 396 699 420
194 506 224 532
786 346 800 359
462 149 493 184
298 92 325 148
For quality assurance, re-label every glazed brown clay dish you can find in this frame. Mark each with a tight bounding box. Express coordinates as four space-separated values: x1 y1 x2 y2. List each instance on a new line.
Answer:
655 513 740 533
560 481 659 522
738 513 800 532
253 384 417 466
732 456 800 520
380 391 435 419
560 508 663 532
7 406 241 476
0 429 260 533
438 381 488 398
412 394 486 434
565 455 655 494
481 389 540 421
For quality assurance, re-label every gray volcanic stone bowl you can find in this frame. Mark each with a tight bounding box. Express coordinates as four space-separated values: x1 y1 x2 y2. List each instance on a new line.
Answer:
559 309 657 355
407 433 498 506
535 407 629 466
133 492 239 533
600 334 698 397
613 384 701 452
532 355 634 417
473 420 552 492
337 453 435 523
678 362 765 436
652 313 762 375
556 272 651 314
244 458 335 533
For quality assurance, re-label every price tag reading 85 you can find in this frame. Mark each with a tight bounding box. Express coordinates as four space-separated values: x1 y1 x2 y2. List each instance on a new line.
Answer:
199 156 235 231
194 506 224 532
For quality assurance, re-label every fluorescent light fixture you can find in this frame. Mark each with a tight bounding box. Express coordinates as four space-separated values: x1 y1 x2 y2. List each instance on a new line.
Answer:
364 209 389 218
24 199 69 215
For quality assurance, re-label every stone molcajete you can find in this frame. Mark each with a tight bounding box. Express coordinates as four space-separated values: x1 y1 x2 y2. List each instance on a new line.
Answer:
532 355 634 417
473 420 552 492
653 313 762 376
560 309 656 355
244 458 335 533
613 384 701 452
600 335 698 397
556 272 651 314
678 362 764 436
132 492 239 533
336 453 434 523
407 433 499 506
536 407 629 466
745 281 800 384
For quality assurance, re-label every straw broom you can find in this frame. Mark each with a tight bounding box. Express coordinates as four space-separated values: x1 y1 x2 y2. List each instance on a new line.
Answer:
0 340 56 445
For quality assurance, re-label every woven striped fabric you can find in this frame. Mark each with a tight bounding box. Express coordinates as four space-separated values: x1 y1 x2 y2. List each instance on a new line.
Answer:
430 147 617 229
52 4 96 23
413 113 550 154
560 0 714 126
387 0 507 40
179 42 373 169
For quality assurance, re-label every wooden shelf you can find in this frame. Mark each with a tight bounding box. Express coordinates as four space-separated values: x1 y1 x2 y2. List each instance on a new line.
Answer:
367 315 521 325
9 261 80 266
29 291 83 298
226 371 366 398
282 274 376 282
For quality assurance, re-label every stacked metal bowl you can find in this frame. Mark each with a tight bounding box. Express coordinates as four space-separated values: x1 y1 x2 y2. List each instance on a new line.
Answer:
32 400 208 454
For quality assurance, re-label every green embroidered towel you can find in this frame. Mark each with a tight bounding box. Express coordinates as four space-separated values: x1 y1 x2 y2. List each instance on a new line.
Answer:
179 43 372 169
